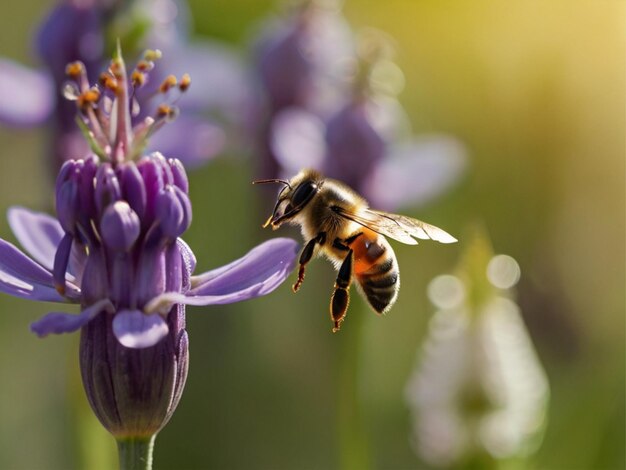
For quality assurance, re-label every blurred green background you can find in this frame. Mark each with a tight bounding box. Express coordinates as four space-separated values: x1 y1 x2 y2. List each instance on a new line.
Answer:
0 1 623 469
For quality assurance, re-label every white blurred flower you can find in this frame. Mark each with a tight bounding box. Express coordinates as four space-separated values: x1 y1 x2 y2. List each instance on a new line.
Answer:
406 235 549 468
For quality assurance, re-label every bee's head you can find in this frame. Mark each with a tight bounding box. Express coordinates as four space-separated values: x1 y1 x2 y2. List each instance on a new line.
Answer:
254 169 323 229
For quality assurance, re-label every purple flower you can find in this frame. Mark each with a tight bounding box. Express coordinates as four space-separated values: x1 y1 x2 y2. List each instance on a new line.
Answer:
255 0 352 113
252 0 354 177
0 0 249 173
270 100 467 211
254 9 466 211
0 49 297 441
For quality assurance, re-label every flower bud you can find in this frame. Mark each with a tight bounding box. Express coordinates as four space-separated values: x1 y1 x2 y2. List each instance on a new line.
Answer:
325 102 385 192
119 162 147 219
94 164 122 216
79 304 188 438
156 186 185 240
137 155 167 227
55 160 81 233
77 156 99 219
167 157 189 194
100 201 141 252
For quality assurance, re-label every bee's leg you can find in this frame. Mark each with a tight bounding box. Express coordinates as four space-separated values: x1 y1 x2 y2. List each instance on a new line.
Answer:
332 232 362 251
330 248 353 333
293 232 326 293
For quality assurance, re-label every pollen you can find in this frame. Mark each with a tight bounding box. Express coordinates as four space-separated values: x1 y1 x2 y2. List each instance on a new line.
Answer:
66 61 84 78
77 88 101 110
179 73 191 92
100 73 118 92
157 104 172 118
143 49 162 62
136 59 154 72
159 75 178 93
131 70 146 88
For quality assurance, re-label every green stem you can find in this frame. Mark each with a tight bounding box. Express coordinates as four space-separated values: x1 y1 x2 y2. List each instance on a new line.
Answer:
337 303 370 470
116 435 156 470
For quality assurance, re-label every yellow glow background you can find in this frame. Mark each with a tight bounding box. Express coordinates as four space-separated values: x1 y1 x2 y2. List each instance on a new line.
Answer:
0 1 623 468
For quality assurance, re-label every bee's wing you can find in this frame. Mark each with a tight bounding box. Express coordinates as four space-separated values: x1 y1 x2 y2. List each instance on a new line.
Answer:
334 207 457 245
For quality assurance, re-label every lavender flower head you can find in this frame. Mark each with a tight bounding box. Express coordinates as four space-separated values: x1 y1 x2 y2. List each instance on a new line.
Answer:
259 21 467 211
0 47 297 439
0 0 249 176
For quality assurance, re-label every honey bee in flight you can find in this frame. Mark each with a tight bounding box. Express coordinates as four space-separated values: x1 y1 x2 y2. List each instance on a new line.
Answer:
254 169 457 332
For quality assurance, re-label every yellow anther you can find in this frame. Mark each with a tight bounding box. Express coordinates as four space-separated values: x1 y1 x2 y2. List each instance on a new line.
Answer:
100 74 118 92
159 75 178 93
157 104 172 117
65 61 84 78
83 88 100 103
144 49 162 62
136 60 152 72
131 70 146 87
110 59 123 78
179 73 191 92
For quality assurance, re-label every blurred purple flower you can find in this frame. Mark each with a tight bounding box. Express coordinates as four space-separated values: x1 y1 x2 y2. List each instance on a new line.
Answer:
254 0 352 114
253 4 466 210
0 0 249 174
252 0 353 177
0 49 297 439
270 101 467 211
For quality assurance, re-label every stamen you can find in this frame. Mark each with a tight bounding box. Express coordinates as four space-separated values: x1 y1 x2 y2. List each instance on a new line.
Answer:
143 49 162 62
77 88 101 111
159 75 178 94
110 58 123 81
157 104 171 118
65 61 84 79
136 59 154 72
100 73 119 93
62 46 189 164
179 74 191 92
131 70 146 88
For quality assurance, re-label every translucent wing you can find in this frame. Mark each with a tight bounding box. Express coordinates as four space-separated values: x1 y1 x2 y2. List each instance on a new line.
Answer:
333 207 457 245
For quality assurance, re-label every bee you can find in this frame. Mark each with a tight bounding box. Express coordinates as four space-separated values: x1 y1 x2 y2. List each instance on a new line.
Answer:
254 169 457 332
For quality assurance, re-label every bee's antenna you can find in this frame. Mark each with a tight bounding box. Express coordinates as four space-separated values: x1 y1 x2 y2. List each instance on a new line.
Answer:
252 179 292 190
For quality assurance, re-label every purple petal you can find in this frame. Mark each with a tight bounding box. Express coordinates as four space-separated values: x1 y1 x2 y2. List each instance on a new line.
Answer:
30 298 112 337
144 238 298 311
0 59 54 126
119 161 147 219
177 238 196 289
362 136 468 211
147 115 226 169
7 206 84 283
0 237 79 302
112 310 170 349
100 201 141 252
324 101 385 191
270 108 326 175
7 206 63 271
52 233 73 294
0 268 66 302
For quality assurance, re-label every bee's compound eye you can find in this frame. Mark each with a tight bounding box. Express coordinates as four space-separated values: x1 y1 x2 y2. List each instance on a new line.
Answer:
291 181 317 208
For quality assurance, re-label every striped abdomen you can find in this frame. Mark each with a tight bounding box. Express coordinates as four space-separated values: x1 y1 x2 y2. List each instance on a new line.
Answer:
351 229 400 314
